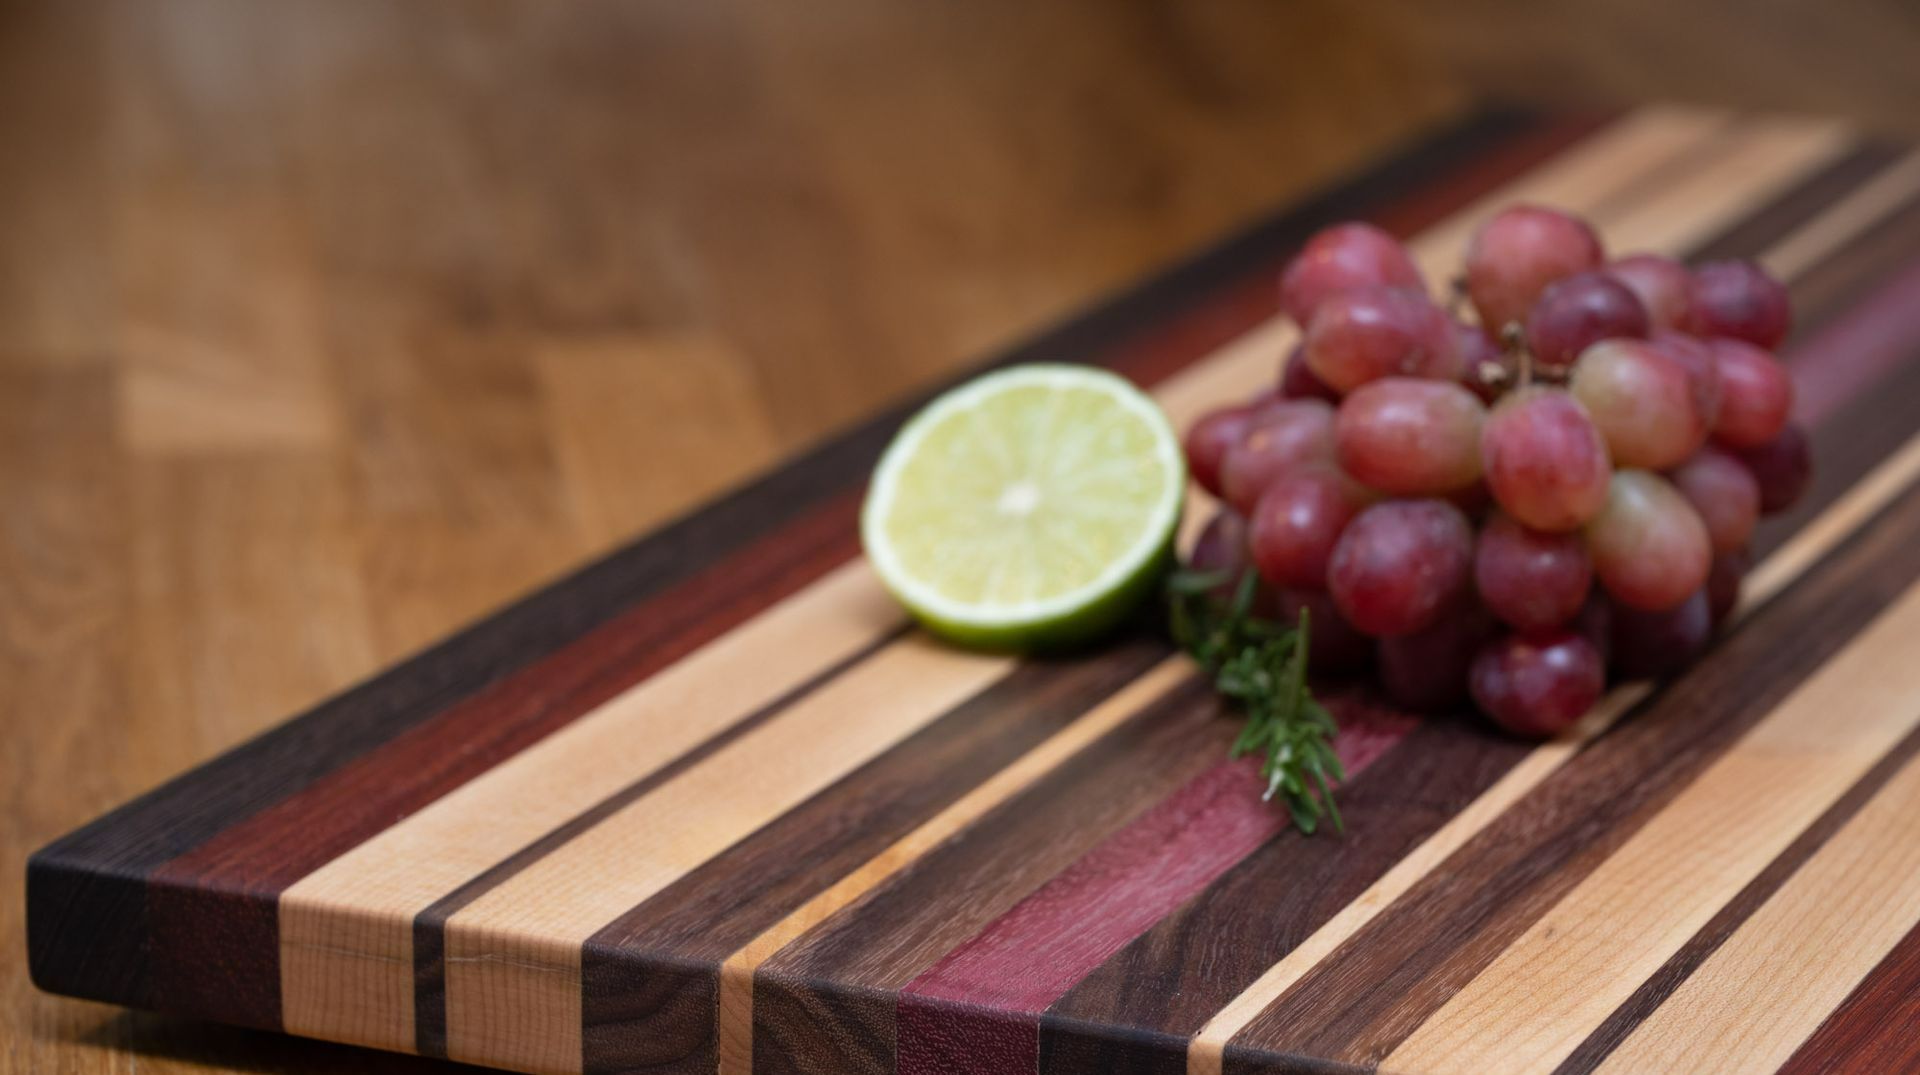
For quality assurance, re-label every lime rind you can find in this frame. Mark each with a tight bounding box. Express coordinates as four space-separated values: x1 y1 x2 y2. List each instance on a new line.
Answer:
861 364 1185 651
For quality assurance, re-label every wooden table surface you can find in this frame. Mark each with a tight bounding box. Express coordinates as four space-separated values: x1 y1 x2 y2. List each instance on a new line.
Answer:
5 4 1918 1075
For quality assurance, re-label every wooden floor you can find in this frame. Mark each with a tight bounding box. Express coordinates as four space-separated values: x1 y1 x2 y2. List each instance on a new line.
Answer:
2 3 1914 1074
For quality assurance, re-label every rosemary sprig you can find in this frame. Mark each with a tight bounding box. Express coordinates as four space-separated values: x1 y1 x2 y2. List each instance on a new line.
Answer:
1167 568 1345 834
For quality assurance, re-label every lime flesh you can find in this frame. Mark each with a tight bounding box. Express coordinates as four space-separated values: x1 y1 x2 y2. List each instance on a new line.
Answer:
861 364 1185 651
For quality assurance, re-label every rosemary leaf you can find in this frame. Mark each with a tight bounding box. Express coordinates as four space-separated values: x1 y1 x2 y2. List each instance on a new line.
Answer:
1167 570 1346 835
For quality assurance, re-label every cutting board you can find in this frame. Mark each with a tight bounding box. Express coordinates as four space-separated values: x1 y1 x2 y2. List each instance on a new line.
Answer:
29 106 1920 1075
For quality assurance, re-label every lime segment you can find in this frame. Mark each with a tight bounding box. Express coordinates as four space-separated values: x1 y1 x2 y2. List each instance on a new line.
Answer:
862 364 1185 650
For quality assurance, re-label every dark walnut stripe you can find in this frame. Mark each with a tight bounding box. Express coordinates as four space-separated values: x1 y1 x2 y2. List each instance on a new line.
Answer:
1038 712 1534 1075
752 679 1235 1075
1221 440 1920 1072
1557 715 1920 1073
25 107 1579 1022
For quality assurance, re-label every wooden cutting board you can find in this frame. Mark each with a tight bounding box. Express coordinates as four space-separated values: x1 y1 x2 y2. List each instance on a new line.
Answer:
28 106 1920 1075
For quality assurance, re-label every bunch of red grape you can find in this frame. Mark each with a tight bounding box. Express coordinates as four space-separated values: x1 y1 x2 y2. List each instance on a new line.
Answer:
1183 207 1811 738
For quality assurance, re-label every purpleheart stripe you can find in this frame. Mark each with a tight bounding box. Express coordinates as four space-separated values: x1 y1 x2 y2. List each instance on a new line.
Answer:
895 700 1417 1075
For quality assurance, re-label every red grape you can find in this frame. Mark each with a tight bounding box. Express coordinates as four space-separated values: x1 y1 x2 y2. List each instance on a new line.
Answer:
1454 319 1510 403
1249 467 1366 590
1585 470 1712 611
1279 222 1426 327
1523 270 1650 372
1572 592 1613 665
1335 377 1487 495
1708 338 1794 448
1480 386 1612 532
1184 405 1255 498
1303 285 1462 394
1610 590 1713 679
1218 399 1337 514
1569 338 1709 469
1706 547 1749 625
1474 511 1593 633
1189 508 1255 596
1606 253 1697 332
1378 601 1493 711
1470 630 1605 738
1670 447 1761 554
1465 205 1605 332
1328 499 1474 637
1273 587 1374 673
1649 329 1723 431
1690 259 1792 348
1734 423 1812 514
1279 342 1341 402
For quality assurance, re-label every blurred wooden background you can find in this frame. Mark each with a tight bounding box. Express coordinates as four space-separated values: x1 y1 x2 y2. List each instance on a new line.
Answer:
3 2 1914 1072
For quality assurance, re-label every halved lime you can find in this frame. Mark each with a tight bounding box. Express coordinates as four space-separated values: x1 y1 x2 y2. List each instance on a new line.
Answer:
862 364 1185 651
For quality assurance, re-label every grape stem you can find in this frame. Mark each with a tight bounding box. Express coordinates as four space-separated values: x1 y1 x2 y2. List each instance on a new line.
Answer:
1500 322 1535 388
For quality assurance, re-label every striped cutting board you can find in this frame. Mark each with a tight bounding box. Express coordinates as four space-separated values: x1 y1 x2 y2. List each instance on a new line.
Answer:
29 107 1920 1075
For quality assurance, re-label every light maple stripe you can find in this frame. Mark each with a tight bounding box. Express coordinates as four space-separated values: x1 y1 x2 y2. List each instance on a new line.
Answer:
276 562 901 1051
1184 115 1857 1075
438 636 1009 1072
1595 745 1920 1075
1382 574 1920 1075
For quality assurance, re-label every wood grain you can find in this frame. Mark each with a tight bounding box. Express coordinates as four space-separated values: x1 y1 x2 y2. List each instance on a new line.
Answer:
1592 739 1920 1075
1384 574 1920 1073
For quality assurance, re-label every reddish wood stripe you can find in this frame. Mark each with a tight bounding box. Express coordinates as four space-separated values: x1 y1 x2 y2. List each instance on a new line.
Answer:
896 705 1415 1075
753 680 1236 1074
1794 255 1920 427
1041 711 1536 1075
